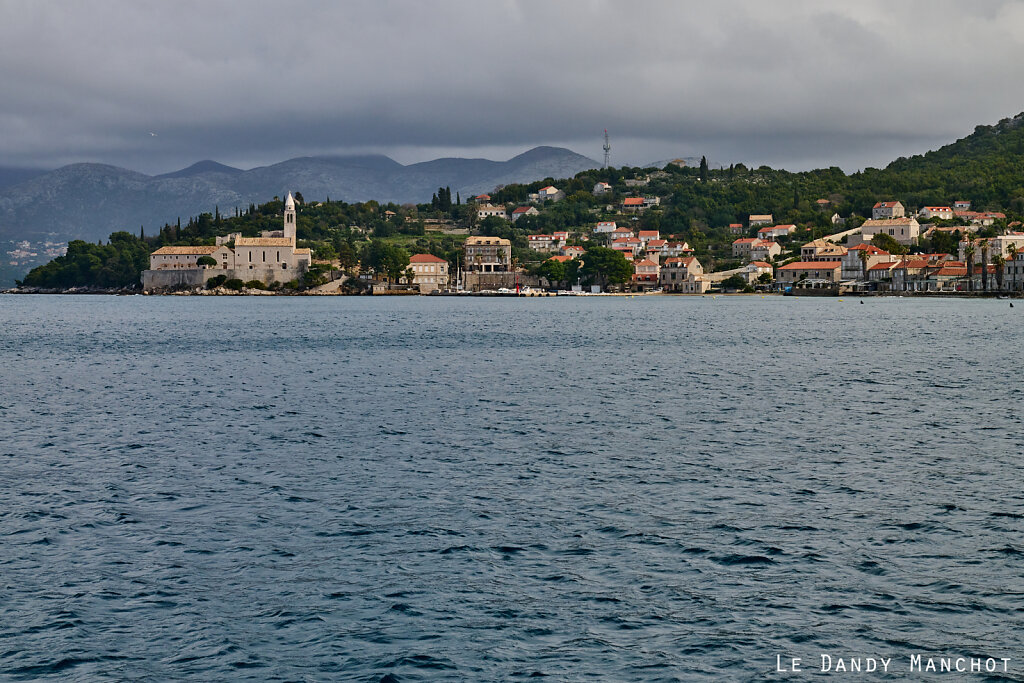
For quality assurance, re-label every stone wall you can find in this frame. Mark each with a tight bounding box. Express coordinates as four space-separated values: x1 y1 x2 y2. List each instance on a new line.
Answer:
142 266 303 291
463 272 540 291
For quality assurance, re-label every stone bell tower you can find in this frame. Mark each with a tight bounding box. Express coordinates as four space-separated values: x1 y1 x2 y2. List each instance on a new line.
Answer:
283 192 296 246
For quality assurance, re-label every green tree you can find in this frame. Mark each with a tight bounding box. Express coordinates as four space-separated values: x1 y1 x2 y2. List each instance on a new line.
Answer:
870 233 908 255
534 258 566 286
580 246 633 289
721 274 747 290
196 255 217 267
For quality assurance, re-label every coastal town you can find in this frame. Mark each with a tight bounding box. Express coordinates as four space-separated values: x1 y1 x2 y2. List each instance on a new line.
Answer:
136 179 1024 296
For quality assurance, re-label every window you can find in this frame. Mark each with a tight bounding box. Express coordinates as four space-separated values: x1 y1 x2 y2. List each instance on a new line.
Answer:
262 251 266 263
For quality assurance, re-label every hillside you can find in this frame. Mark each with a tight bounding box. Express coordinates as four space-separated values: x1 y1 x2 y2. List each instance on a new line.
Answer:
10 113 1024 290
0 147 599 285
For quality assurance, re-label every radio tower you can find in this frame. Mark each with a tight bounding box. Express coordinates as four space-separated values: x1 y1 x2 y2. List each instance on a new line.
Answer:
603 129 611 169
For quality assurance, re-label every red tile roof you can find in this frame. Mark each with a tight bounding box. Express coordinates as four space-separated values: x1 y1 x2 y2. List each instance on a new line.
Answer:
409 253 447 264
778 261 841 271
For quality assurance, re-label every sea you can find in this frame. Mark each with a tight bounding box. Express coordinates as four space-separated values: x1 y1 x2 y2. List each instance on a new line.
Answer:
1 294 1022 681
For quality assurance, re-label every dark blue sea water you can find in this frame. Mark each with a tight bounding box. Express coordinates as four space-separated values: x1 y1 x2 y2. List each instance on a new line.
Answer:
1 294 1023 681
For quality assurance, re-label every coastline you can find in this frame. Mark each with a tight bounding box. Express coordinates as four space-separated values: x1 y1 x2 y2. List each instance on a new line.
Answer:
4 286 1021 299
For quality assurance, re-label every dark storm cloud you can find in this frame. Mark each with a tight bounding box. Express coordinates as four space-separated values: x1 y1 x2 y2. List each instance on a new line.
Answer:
2 0 1023 173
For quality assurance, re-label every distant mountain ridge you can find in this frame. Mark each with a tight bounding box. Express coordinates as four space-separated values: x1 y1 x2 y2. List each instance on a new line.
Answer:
0 146 600 248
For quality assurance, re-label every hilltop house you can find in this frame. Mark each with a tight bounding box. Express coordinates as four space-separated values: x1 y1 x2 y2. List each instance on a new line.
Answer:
476 203 507 220
593 182 612 195
757 224 796 241
594 221 617 233
872 201 905 220
749 214 773 228
561 245 585 259
511 206 540 222
621 197 646 212
919 206 953 220
530 186 565 202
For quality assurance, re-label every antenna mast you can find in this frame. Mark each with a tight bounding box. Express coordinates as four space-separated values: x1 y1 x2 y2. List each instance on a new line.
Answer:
603 129 611 169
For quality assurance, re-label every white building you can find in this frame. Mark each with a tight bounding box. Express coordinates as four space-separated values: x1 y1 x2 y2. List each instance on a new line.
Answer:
872 201 905 220
593 182 612 195
477 203 507 220
919 206 953 220
859 217 920 246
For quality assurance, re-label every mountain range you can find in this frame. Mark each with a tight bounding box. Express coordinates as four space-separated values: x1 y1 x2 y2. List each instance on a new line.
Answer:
0 146 600 250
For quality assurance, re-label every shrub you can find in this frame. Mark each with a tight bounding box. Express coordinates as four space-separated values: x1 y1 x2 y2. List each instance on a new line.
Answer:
224 278 244 291
244 280 267 290
206 274 227 289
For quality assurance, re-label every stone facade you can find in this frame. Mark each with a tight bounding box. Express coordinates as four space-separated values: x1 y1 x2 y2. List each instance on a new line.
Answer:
142 192 310 290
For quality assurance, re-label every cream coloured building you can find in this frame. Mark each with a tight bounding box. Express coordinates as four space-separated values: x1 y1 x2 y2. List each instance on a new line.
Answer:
408 253 449 292
149 245 234 270
142 192 311 289
464 236 512 272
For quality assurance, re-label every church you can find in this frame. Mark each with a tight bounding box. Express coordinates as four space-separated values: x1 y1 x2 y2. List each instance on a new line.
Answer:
142 193 312 289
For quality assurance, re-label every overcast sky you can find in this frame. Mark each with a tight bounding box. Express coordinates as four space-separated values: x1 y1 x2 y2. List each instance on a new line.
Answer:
2 0 1023 175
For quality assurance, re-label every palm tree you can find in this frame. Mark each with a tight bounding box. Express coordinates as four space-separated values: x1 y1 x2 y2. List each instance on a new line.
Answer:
859 248 869 283
980 238 990 292
964 243 976 292
992 254 1005 292
1008 244 1019 291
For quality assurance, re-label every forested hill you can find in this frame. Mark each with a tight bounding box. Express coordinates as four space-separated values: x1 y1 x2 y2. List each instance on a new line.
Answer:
870 113 1024 212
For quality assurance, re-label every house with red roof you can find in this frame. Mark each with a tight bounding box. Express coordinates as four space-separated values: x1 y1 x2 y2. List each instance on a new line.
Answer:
610 226 634 241
621 197 646 212
632 258 660 290
842 243 893 280
531 186 565 202
662 242 692 257
527 234 562 252
729 223 745 235
561 245 585 259
732 237 759 258
408 253 449 292
644 239 668 258
637 230 660 248
511 206 539 222
872 201 905 220
776 261 842 285
750 240 782 261
918 206 953 220
757 224 796 241
593 182 612 195
594 221 618 234
612 236 642 253
659 256 704 292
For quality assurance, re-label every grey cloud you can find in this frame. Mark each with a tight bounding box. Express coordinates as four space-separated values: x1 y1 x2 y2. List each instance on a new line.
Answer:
1 0 1022 174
